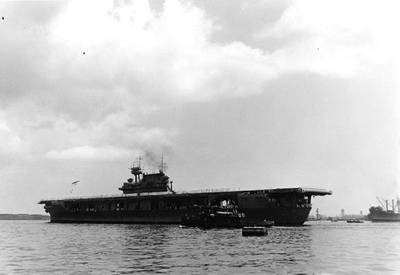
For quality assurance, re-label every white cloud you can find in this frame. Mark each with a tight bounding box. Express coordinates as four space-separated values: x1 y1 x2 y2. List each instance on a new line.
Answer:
1 0 398 159
42 0 278 104
0 119 23 156
36 112 176 161
45 145 134 161
0 0 397 166
3 0 397 118
269 0 400 78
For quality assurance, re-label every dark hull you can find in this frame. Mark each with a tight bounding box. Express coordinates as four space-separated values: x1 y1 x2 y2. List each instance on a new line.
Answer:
47 207 311 226
40 188 331 226
370 215 400 222
369 208 400 222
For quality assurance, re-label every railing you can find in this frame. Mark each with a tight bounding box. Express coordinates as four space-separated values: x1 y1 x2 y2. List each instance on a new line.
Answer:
39 188 245 202
177 187 242 194
39 194 125 202
39 187 331 202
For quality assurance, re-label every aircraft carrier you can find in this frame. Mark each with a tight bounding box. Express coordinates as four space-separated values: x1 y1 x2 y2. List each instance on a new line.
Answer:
39 159 332 226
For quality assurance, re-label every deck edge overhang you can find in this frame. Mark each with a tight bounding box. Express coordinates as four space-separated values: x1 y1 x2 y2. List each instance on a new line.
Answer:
38 187 332 204
269 187 332 196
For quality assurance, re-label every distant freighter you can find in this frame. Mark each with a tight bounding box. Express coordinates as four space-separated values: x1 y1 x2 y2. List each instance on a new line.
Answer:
39 158 332 226
368 198 400 222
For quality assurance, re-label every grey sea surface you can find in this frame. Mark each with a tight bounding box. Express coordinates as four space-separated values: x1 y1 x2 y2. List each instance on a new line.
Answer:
0 220 399 274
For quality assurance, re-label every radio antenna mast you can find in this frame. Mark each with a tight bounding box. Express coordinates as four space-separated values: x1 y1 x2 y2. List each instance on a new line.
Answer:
159 154 167 173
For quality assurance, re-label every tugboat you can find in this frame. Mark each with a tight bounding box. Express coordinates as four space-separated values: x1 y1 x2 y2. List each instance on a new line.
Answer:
346 219 364 223
242 226 268 236
181 205 244 229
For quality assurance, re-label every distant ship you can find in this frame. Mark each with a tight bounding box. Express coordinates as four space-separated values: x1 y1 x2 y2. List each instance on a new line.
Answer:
368 198 400 222
39 158 332 226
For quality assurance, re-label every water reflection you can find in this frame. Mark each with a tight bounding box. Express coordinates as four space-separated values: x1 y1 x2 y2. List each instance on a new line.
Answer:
0 221 399 274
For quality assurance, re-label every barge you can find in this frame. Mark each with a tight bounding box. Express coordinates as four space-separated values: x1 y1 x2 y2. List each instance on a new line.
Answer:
39 159 332 226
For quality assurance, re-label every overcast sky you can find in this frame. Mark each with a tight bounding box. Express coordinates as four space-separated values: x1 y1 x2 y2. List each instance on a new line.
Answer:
0 0 399 215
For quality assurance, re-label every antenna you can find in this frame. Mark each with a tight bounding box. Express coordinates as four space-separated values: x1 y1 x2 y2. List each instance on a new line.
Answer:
130 156 143 183
159 154 167 172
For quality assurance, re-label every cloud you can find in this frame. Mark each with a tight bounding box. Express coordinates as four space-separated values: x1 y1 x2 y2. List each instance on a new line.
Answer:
189 0 289 47
3 0 397 120
259 0 400 77
0 119 22 155
43 0 279 104
45 145 134 161
1 0 398 158
0 0 280 166
37 112 176 161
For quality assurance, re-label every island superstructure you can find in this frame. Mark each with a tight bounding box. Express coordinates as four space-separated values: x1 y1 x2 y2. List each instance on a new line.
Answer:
39 158 332 225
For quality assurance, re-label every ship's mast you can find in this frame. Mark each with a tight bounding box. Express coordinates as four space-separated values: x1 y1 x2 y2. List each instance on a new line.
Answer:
159 154 168 173
397 197 400 213
397 196 400 213
131 156 143 183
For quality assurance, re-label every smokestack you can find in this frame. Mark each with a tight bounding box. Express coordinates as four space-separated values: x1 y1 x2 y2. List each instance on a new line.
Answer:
386 200 388 212
392 200 395 212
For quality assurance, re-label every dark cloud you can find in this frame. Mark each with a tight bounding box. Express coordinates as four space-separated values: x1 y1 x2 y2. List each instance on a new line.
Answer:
148 72 398 214
190 0 289 48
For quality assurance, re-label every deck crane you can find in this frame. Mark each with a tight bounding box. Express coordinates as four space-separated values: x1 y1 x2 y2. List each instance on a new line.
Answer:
376 197 386 210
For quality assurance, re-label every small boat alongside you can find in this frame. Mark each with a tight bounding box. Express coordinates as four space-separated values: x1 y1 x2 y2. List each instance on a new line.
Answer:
346 219 364 223
242 226 268 236
181 205 244 229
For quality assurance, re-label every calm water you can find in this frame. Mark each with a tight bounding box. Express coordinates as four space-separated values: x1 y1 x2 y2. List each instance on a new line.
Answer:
0 220 399 274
